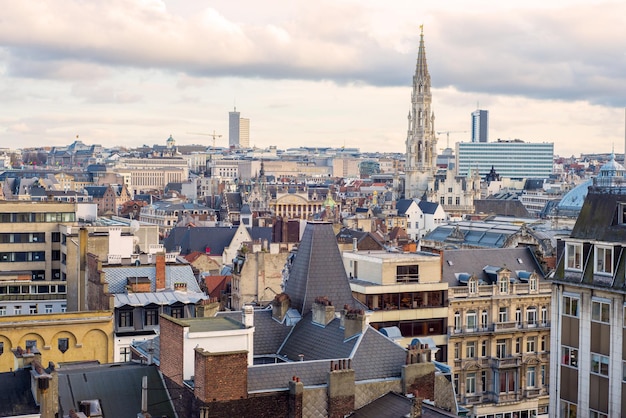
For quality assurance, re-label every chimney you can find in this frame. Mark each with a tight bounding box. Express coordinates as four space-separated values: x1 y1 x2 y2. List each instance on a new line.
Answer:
272 293 291 323
410 392 424 418
288 376 304 418
327 360 355 418
155 252 166 290
195 298 220 318
341 306 366 340
312 297 335 327
352 237 358 252
242 304 254 328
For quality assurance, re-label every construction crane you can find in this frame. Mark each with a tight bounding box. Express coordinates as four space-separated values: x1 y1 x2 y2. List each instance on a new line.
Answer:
437 130 468 149
187 130 223 150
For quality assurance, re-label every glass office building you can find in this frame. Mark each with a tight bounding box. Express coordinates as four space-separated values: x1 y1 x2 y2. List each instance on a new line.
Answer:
456 141 554 179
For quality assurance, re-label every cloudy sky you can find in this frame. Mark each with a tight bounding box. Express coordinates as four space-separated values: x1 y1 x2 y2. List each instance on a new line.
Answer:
1 0 625 157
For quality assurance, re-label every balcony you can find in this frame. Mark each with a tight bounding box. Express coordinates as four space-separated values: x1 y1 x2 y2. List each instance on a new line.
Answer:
448 325 492 336
524 388 541 398
490 356 520 368
492 392 520 403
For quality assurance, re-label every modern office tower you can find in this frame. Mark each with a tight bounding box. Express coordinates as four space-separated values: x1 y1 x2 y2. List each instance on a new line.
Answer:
229 107 240 148
456 140 554 179
550 158 626 417
471 109 489 143
405 27 438 199
239 117 250 148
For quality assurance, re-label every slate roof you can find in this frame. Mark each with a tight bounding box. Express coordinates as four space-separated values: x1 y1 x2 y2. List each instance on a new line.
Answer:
418 200 439 215
114 289 206 308
218 309 292 355
278 312 358 361
348 392 411 418
57 363 175 418
283 221 364 314
441 247 545 286
395 199 415 215
351 327 407 381
84 186 109 198
248 360 331 392
0 369 38 416
570 188 626 242
102 264 201 293
164 226 272 255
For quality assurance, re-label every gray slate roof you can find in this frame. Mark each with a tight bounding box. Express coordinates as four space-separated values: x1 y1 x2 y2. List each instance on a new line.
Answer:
284 221 362 314
57 363 174 418
114 289 206 308
248 360 331 392
351 327 407 381
0 369 38 416
103 264 201 293
278 312 358 361
441 247 545 286
348 392 411 418
218 309 292 355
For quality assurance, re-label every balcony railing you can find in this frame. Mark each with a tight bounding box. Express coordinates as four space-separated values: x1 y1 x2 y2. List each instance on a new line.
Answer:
449 321 551 336
490 356 520 368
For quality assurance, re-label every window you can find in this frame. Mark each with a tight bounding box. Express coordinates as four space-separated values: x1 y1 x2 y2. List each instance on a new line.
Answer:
496 339 507 358
481 310 488 330
61 304 66 313
515 308 522 326
481 340 487 357
526 366 536 388
591 353 609 376
397 265 419 282
563 295 579 317
529 275 538 291
52 250 61 261
454 343 460 360
560 401 577 418
454 311 461 332
455 197 460 205
541 365 546 386
526 337 536 353
466 373 476 394
52 232 61 242
481 371 487 393
466 311 477 331
561 346 578 368
541 306 548 325
45 305 53 314
498 307 508 323
595 246 613 274
120 346 131 362
499 276 508 294
526 307 537 326
0 342 3 355
453 373 459 391
498 370 516 393
592 300 610 324
566 243 582 270
0 306 5 316
14 306 22 315
170 306 183 318
515 337 521 354
541 336 547 352
590 410 608 418
26 340 36 349
118 310 133 328
468 278 477 294
466 341 476 359
58 338 69 353
145 308 159 326
29 305 37 314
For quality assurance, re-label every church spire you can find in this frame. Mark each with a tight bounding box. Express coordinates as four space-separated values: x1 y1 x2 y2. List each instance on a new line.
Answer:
405 26 437 199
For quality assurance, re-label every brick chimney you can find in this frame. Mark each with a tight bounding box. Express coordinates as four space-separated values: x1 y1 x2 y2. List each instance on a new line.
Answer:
288 376 304 418
312 296 335 327
402 345 436 399
411 391 424 418
327 359 355 418
341 306 366 340
194 347 248 403
155 252 166 290
195 298 220 317
272 293 291 323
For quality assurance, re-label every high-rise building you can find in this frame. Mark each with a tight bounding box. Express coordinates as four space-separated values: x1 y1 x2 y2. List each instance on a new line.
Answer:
456 140 554 179
404 27 438 199
239 117 250 148
471 109 488 143
229 107 240 148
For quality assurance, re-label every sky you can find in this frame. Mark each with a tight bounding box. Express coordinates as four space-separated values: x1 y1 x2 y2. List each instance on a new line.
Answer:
1 0 625 157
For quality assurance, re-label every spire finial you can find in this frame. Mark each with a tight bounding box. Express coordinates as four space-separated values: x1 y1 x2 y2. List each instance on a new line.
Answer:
420 24 424 35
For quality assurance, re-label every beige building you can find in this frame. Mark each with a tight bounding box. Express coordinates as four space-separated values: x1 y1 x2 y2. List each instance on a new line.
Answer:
443 248 551 418
0 310 114 372
115 157 189 194
239 117 250 148
343 250 449 358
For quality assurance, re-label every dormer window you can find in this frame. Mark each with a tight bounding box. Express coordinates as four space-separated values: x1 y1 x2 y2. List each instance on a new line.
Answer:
468 277 477 294
595 245 613 275
565 243 582 270
499 275 509 294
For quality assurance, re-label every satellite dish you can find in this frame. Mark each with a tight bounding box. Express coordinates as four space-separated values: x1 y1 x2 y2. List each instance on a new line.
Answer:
130 220 140 232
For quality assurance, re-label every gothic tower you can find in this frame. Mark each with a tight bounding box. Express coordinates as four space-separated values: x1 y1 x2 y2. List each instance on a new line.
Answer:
405 27 437 199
